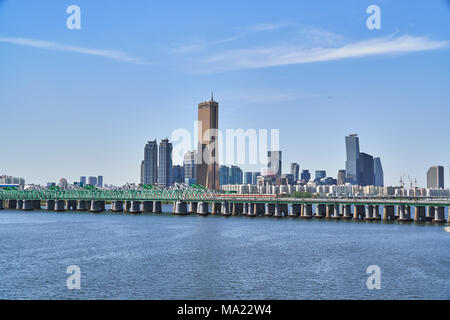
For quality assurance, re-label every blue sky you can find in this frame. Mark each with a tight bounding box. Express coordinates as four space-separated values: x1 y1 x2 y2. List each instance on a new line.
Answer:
0 0 449 187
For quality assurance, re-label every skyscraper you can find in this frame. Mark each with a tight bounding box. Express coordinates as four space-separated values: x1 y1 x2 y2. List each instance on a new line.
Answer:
358 152 374 186
97 176 103 188
144 140 158 185
80 176 86 186
251 172 260 185
301 170 311 182
171 165 184 184
337 170 346 185
158 138 172 188
290 163 300 182
373 158 384 187
267 151 282 177
315 170 326 181
183 151 196 184
197 94 219 190
345 134 360 185
427 166 444 189
140 160 144 184
219 165 228 185
87 176 97 186
243 172 253 184
228 166 243 185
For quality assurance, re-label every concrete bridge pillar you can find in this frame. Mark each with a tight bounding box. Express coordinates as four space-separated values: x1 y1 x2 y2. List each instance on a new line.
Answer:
6 200 17 209
247 203 256 217
221 202 230 216
301 204 313 219
353 205 365 220
23 199 34 211
326 204 334 219
124 201 131 212
0 200 3 210
342 204 352 220
432 206 446 224
364 205 373 221
289 204 301 217
197 202 209 215
76 200 88 211
315 204 326 218
88 200 102 213
211 202 220 215
398 205 413 222
174 201 187 215
45 200 55 210
232 203 242 216
153 201 162 213
333 204 341 219
188 202 197 214
372 205 381 221
425 206 435 221
383 206 395 221
32 200 41 209
265 203 275 216
129 201 141 214
414 206 426 222
142 201 153 212
111 200 124 212
16 200 23 210
242 203 249 215
253 203 263 216
54 200 65 212
274 203 282 217
280 204 289 217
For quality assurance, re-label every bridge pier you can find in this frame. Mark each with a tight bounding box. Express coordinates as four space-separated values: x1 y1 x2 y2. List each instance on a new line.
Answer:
16 200 23 210
342 204 352 220
247 203 256 217
221 202 231 216
432 206 446 224
188 202 197 214
6 200 17 209
23 199 34 211
232 202 242 215
153 201 162 213
353 205 365 220
326 204 334 219
124 201 131 212
425 206 435 221
66 200 77 211
414 206 426 222
54 200 65 212
242 203 249 215
398 205 413 222
174 201 187 215
89 200 102 213
289 204 301 217
142 201 153 212
129 201 141 214
265 203 275 216
255 203 265 216
315 204 326 219
111 200 123 212
77 200 88 211
364 205 374 221
45 200 55 210
197 202 209 215
372 205 381 221
301 204 313 219
211 202 220 215
273 203 282 217
383 206 395 221
333 204 341 219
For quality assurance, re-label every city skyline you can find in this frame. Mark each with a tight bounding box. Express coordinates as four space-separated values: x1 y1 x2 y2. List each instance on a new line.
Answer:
1 1 450 187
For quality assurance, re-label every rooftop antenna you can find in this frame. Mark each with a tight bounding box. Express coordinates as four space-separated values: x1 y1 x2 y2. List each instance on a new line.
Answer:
211 91 214 101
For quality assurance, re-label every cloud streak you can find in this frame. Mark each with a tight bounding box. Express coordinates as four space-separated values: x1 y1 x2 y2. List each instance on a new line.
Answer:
0 36 150 65
198 35 448 73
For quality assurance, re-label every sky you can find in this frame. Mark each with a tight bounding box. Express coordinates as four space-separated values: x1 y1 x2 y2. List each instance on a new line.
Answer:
0 0 449 187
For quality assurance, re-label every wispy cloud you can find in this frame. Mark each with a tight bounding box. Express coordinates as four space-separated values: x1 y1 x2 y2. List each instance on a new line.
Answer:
198 35 448 73
0 36 150 65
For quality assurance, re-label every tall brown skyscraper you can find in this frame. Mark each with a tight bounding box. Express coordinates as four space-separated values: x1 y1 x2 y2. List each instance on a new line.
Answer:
197 93 219 190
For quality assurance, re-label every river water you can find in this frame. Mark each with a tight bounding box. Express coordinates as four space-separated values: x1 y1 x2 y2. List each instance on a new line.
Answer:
0 206 449 299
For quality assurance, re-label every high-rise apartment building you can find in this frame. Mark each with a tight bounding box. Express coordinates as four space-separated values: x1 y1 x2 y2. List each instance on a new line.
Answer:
243 172 253 184
315 170 326 181
301 170 311 182
345 134 360 185
290 163 300 182
197 94 219 190
252 172 260 185
158 138 172 188
183 151 196 184
97 176 103 188
427 166 444 189
374 158 384 187
171 165 184 184
80 176 86 186
219 165 228 186
87 176 97 186
337 170 346 185
144 140 158 185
